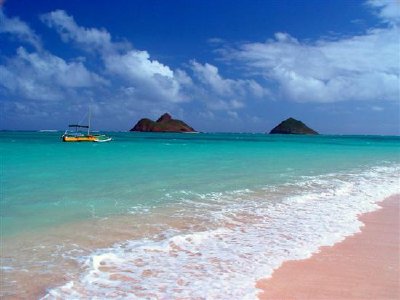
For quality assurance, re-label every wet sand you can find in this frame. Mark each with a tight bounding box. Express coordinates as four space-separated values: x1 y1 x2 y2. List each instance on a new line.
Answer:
3 194 399 299
257 194 400 300
1 209 208 299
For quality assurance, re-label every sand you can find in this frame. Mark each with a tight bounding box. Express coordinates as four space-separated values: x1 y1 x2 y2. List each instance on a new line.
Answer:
257 194 400 300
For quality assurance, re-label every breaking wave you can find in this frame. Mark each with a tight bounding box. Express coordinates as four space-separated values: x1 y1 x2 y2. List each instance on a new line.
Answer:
43 165 399 299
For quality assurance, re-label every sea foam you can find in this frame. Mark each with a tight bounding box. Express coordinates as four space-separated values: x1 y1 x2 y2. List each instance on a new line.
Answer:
43 165 399 299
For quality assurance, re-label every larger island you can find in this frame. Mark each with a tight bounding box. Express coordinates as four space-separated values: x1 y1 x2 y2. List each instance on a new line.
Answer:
130 113 196 132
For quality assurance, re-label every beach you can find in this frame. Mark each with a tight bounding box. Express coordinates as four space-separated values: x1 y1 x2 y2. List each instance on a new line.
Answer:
257 194 400 300
1 132 400 299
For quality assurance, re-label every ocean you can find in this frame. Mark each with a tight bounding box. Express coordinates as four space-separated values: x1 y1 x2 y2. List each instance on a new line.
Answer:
1 131 399 299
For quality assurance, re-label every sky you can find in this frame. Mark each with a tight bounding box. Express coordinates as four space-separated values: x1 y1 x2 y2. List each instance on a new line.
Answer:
0 0 399 134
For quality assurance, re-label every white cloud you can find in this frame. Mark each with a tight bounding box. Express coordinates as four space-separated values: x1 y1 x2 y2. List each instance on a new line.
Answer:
220 1 400 104
1 9 269 125
190 61 268 110
104 50 184 102
224 26 399 103
0 9 105 104
371 105 384 111
0 47 106 101
41 10 187 103
207 37 225 45
191 61 234 96
0 8 41 50
366 0 400 24
40 10 269 109
106 50 174 79
41 10 114 52
227 110 239 119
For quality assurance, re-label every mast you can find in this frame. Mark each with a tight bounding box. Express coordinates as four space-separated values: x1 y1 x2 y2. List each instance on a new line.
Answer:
88 106 91 135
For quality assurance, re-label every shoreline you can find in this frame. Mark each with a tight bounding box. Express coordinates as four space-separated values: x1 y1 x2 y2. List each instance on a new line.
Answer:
2 188 398 298
256 194 400 299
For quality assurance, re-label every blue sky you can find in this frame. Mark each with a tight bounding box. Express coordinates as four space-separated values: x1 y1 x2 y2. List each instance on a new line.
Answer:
1 0 399 134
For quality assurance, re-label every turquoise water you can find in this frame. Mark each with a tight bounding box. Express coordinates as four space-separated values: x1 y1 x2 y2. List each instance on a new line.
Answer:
2 132 400 235
2 132 398 236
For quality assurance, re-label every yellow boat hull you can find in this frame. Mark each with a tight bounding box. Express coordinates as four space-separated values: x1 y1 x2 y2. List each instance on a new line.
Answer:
63 135 97 142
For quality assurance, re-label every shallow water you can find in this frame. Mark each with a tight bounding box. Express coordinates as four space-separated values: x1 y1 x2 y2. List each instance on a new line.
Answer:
1 132 399 298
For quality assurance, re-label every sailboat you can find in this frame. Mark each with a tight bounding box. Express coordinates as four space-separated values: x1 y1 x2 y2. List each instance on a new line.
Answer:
61 108 112 142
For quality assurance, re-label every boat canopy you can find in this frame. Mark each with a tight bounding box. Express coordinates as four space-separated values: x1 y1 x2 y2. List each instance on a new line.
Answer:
68 124 89 128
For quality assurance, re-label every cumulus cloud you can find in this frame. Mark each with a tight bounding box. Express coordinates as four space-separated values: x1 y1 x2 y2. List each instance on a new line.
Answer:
1 8 270 128
40 10 115 52
366 0 400 24
0 8 41 50
41 10 187 103
221 3 400 103
39 9 269 112
104 50 184 102
190 61 268 110
0 47 106 101
371 105 384 111
0 9 105 104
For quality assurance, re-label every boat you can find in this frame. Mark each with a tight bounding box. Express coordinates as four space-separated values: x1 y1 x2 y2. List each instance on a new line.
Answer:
61 109 111 142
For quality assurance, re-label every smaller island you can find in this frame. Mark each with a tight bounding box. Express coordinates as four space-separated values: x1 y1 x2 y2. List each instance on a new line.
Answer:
130 113 196 133
269 117 318 135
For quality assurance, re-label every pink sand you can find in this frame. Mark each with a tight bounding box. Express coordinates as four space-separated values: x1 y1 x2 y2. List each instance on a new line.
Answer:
257 194 400 300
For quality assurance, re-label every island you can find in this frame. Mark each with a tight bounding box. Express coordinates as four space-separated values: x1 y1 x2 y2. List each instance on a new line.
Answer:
269 117 318 135
130 113 196 132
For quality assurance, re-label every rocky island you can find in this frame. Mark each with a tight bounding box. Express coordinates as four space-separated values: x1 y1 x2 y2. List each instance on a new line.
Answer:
269 117 318 135
130 113 196 133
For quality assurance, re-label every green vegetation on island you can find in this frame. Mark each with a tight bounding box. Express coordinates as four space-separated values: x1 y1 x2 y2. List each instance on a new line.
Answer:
269 118 318 135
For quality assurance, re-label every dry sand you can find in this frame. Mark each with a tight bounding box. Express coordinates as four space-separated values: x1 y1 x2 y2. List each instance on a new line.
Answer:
257 194 400 300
